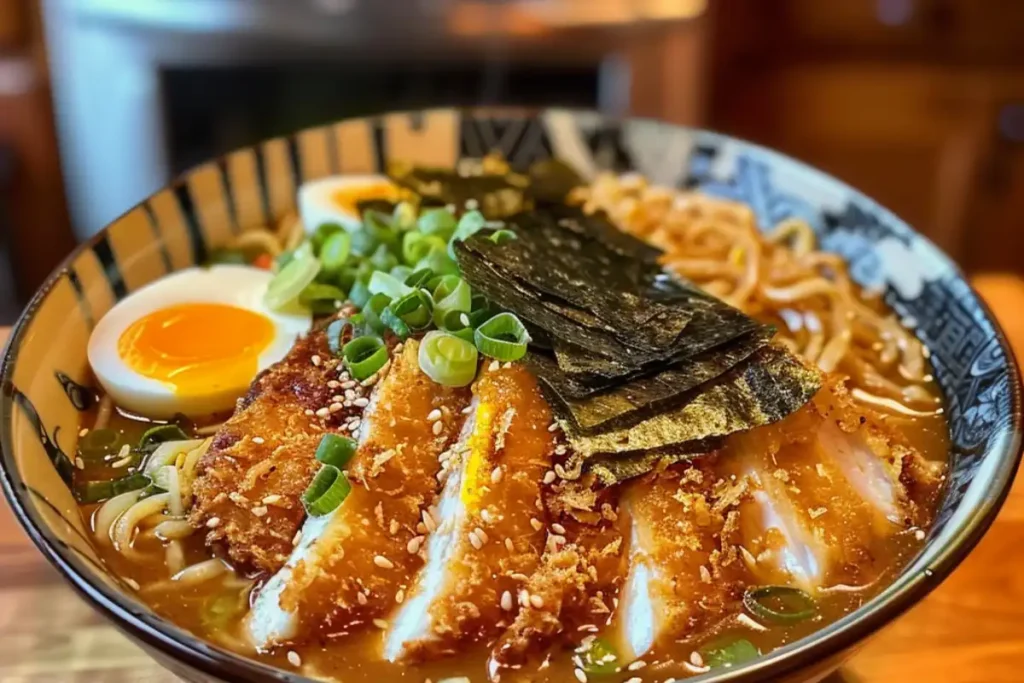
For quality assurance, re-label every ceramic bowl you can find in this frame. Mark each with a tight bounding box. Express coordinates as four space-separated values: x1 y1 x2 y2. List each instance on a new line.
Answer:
1 108 1021 682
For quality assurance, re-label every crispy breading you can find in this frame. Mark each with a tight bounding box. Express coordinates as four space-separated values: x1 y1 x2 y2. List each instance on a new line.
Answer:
189 327 359 574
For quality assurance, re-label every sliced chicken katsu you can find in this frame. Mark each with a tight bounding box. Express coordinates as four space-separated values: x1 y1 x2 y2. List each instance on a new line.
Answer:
385 363 554 663
609 459 749 663
190 325 365 574
247 340 470 647
720 376 944 592
487 479 627 679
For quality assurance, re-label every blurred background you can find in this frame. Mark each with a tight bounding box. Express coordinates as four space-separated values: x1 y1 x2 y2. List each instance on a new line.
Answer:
2 0 1024 325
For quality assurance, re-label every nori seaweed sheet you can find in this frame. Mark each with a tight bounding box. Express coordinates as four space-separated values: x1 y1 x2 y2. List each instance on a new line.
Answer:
535 327 776 433
559 345 823 458
388 164 530 219
581 439 722 486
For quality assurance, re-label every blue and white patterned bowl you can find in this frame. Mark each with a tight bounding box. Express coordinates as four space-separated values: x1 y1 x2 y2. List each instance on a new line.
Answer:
1 109 1021 682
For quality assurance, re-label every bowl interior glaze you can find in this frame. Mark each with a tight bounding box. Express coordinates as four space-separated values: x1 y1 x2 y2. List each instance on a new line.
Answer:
1 108 1020 683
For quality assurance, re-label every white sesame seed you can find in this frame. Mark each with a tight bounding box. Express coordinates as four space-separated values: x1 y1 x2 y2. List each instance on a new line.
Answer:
689 651 704 667
396 588 405 603
504 538 515 552
356 591 368 605
124 577 140 591
491 466 503 484
501 590 514 611
626 678 642 683
329 402 344 413
432 420 443 436
78 428 89 437
469 530 484 550
503 361 512 369
75 457 85 470
304 409 314 416
554 444 567 455
251 506 268 517
373 618 389 629
311 355 322 367
205 516 221 529
462 405 473 414
292 529 302 545
315 407 331 418
350 418 362 430
474 527 489 544
263 494 282 505
547 422 559 432
915 529 926 541
530 518 543 531
551 523 566 535
341 380 356 389
542 470 556 484
519 590 530 607
374 555 394 569
427 408 442 422
287 651 302 667
480 509 492 523
407 536 424 554
529 594 544 609
422 509 437 533
488 360 500 372
111 455 133 468
354 397 369 408
628 660 646 671
327 380 341 389
574 668 587 682
389 519 400 535
252 436 265 444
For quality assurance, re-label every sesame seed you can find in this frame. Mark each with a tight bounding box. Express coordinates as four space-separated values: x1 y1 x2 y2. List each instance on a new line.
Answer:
354 397 369 407
124 578 140 591
292 529 302 545
626 678 642 683
551 523 566 535
505 538 515 552
529 594 544 609
554 444 567 455
422 509 437 533
547 422 559 432
490 466 503 484
462 405 473 414
111 455 133 468
407 536 424 554
263 494 282 505
329 402 344 413
373 618 389 629
252 436 265 444
341 380 356 389
574 668 587 682
432 420 443 436
374 555 394 569
75 457 85 470
350 418 362 430
78 428 89 437
474 527 489 544
251 506 268 517
488 360 500 372
699 565 712 583
542 470 556 484
311 355 322 367
327 380 340 389
577 624 599 632
501 591 514 611
915 529 926 541
389 519 400 534
503 361 512 369
356 592 368 605
519 590 530 607
480 509 492 523
628 660 646 671
315 407 331 418
530 518 543 531
427 408 442 422
205 516 221 529
304 409 314 416
287 651 302 667
396 589 405 603
469 530 483 550
689 651 704 667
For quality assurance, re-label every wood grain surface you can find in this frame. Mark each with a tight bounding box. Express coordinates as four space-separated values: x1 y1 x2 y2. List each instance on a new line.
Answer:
1 275 1022 681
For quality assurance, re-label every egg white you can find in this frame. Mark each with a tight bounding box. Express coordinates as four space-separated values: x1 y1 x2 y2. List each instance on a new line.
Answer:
298 175 397 233
87 265 312 419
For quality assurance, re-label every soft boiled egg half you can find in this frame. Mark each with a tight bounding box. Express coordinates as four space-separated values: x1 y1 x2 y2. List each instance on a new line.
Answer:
88 265 312 419
298 175 403 232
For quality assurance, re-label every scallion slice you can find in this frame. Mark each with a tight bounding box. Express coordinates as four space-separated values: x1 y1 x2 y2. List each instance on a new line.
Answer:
403 231 447 266
139 424 190 452
74 472 151 504
417 207 457 239
368 271 412 300
312 222 344 254
342 336 389 380
487 229 517 245
578 638 619 675
432 276 472 328
404 267 436 289
299 283 345 314
301 464 352 517
362 293 392 335
369 243 398 272
319 230 352 273
78 428 121 462
326 318 348 356
315 434 358 469
382 290 433 339
699 637 761 669
348 280 372 309
415 248 460 277
742 586 816 624
418 330 478 387
389 264 413 283
265 253 321 310
474 312 531 361
392 201 417 231
447 210 487 257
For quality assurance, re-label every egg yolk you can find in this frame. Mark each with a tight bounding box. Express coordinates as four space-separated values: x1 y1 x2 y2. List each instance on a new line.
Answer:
331 181 402 215
118 303 275 397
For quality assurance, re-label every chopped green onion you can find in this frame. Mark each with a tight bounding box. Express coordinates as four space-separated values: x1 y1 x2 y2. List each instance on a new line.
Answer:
275 249 296 272
402 231 448 265
699 637 761 669
447 210 487 258
449 326 476 344
382 290 433 338
369 243 398 272
487 229 517 245
207 249 248 265
389 265 413 283
417 207 457 239
74 472 151 504
342 336 389 380
368 271 413 300
301 464 352 516
202 587 248 632
312 222 345 254
299 283 345 314
78 428 121 462
415 248 460 276
315 434 358 469
348 280 372 309
474 312 531 361
433 276 472 328
326 318 348 355
139 424 190 452
265 254 321 310
578 638 619 675
404 267 435 289
362 293 392 335
319 230 352 273
742 585 816 624
418 330 478 387
392 201 417 231
362 209 400 253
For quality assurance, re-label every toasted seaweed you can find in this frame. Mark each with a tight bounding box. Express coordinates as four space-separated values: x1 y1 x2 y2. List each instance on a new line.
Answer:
581 440 721 486
388 163 530 219
559 345 823 457
537 328 776 433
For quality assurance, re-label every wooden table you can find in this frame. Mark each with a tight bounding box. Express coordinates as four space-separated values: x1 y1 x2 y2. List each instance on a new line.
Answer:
2 277 1023 680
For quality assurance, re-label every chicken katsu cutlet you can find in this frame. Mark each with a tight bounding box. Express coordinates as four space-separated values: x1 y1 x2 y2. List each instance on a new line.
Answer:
248 340 470 647
189 324 365 574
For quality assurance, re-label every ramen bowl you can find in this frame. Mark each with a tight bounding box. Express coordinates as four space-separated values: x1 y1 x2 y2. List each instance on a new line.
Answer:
1 109 1021 682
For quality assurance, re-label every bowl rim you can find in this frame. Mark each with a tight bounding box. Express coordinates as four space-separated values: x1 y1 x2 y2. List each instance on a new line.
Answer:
2 106 1022 682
